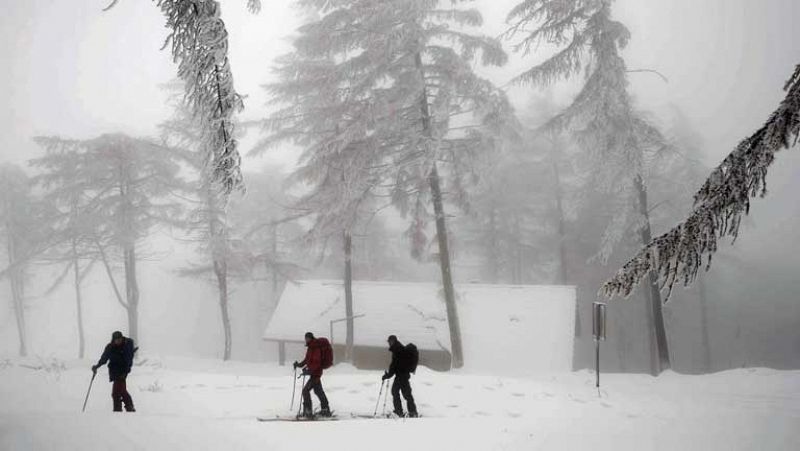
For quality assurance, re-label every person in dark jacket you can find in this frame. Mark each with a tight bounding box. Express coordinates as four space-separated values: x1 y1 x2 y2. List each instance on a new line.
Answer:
382 335 418 417
92 331 136 412
293 332 331 418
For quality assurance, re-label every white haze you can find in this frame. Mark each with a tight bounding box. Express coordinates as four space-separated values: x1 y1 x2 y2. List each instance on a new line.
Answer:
0 0 798 369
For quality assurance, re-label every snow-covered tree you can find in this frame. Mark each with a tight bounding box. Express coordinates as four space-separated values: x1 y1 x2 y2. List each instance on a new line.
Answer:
260 0 512 368
106 0 249 195
34 134 183 342
258 8 386 362
602 65 800 305
505 0 674 373
160 93 238 360
29 143 105 359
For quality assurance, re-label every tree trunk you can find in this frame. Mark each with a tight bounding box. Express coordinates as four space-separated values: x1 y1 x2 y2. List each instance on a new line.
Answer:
11 273 27 357
270 223 280 302
511 213 523 284
552 159 569 285
124 245 140 342
487 207 499 283
551 156 578 338
6 229 27 357
697 275 712 372
634 175 670 375
72 242 85 359
415 51 464 368
429 165 464 368
214 259 232 361
343 231 354 362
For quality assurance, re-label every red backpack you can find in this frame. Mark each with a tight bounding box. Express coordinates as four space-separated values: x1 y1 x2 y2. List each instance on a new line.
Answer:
317 337 334 369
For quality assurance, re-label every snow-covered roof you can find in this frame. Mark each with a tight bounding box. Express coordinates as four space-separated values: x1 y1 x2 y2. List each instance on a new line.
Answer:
263 280 576 372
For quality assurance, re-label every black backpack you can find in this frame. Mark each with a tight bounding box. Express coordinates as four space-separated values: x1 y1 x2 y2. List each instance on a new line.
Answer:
403 343 419 373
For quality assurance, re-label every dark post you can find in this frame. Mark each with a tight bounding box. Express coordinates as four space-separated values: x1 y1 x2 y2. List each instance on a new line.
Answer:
592 302 607 389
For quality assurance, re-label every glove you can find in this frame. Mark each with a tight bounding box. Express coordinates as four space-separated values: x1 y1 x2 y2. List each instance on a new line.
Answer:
301 368 311 376
293 361 300 369
382 372 390 381
91 365 98 374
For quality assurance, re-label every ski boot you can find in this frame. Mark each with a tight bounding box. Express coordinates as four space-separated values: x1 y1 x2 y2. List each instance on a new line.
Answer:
392 409 405 418
298 407 314 419
318 407 333 418
408 411 418 418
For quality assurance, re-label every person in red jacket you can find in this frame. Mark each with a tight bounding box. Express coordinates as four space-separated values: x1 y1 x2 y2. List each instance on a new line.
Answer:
293 332 331 417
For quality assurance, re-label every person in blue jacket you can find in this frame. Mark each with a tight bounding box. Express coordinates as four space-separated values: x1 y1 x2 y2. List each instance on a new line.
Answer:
92 331 136 412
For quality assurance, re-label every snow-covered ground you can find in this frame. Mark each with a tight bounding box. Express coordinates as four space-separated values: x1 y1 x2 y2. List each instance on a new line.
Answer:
1 357 798 450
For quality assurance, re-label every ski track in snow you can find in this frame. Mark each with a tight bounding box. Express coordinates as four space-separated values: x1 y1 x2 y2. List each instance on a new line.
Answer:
0 357 799 450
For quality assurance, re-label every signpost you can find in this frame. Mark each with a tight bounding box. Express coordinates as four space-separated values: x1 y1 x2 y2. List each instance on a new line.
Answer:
592 301 607 389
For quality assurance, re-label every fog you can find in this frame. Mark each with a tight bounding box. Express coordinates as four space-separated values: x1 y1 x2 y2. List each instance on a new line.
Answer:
1 0 799 376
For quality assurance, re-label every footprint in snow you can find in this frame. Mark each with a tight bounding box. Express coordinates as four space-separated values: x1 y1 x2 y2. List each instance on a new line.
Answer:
482 386 496 391
507 412 522 418
348 390 359 394
446 404 459 409
473 411 491 417
422 382 433 386
600 402 612 408
511 392 526 398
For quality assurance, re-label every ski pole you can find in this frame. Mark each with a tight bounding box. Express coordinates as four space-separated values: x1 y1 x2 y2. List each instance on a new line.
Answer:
82 371 97 413
290 367 297 411
373 380 385 417
296 374 306 418
382 378 389 416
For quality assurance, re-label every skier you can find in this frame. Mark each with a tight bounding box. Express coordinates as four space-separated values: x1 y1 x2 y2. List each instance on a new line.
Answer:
91 331 136 412
382 335 418 417
293 332 332 418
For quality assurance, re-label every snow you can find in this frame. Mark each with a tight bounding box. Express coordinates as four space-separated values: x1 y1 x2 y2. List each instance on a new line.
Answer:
1 356 798 450
263 280 575 372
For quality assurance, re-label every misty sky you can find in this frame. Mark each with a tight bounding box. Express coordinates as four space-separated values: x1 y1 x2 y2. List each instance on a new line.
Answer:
1 0 798 172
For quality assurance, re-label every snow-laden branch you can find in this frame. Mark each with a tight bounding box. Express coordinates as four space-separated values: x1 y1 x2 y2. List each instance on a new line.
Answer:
602 64 800 300
157 0 244 195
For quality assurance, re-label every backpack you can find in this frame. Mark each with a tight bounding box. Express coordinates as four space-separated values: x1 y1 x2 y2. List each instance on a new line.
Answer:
404 343 419 373
317 337 334 369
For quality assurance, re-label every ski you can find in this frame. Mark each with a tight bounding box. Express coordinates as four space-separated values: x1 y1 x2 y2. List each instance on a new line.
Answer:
257 411 337 422
349 413 425 419
257 415 338 422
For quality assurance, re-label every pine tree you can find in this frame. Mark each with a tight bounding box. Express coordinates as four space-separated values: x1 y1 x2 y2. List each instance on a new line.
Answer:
602 65 800 304
505 0 674 374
